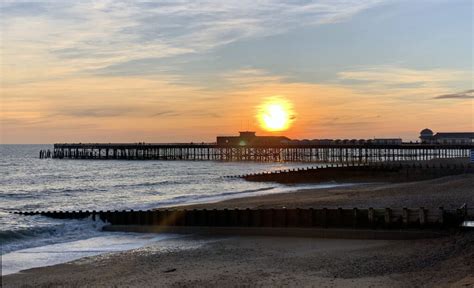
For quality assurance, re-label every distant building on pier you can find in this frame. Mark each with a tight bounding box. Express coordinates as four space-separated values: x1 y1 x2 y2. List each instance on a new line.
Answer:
372 138 403 145
419 128 474 144
216 131 290 146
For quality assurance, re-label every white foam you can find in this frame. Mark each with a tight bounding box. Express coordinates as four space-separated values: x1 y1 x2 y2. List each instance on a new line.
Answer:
462 221 474 227
1 232 182 275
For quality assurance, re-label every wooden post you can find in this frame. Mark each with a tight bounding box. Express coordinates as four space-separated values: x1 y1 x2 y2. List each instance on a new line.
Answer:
125 210 133 225
208 209 216 226
263 209 273 227
384 208 391 228
202 209 209 226
337 207 343 227
353 208 358 228
322 208 328 228
151 210 159 225
438 207 444 227
138 210 146 225
223 209 230 227
106 210 114 224
419 207 426 227
251 209 261 227
241 208 250 227
368 207 375 228
300 208 312 227
402 208 409 227
114 210 121 224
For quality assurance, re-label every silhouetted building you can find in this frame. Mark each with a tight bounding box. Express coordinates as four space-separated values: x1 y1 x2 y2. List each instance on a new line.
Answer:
373 138 403 145
419 128 474 144
419 128 435 143
216 131 290 146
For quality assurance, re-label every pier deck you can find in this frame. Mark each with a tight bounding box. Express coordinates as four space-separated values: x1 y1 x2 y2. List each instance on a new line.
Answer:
40 143 473 163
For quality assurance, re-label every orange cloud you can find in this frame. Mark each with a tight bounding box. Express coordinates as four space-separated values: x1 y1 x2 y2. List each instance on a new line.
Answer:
1 67 472 143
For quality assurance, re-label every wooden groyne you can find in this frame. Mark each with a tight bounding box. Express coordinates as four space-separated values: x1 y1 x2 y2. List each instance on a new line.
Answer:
230 162 474 183
13 207 467 230
39 143 472 163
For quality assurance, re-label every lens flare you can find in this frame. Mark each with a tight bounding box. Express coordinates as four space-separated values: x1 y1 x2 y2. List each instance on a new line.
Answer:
257 97 294 132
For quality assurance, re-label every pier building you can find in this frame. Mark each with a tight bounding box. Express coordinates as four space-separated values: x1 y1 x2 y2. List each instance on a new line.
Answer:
216 131 290 146
420 129 474 144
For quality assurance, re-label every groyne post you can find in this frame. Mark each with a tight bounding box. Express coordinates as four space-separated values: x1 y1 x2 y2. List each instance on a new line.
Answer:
385 208 392 228
353 208 359 228
368 207 375 228
402 208 409 227
419 207 426 227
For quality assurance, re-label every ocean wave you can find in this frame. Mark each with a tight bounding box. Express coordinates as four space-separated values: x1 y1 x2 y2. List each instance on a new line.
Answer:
0 226 56 243
109 179 191 189
4 187 109 195
16 204 44 210
45 187 109 194
0 217 107 255
0 193 37 200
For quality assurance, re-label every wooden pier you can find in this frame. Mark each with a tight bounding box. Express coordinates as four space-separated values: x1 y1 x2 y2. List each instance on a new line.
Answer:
40 142 473 163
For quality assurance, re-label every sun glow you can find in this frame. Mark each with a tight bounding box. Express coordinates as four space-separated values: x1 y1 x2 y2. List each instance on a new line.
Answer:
257 97 294 132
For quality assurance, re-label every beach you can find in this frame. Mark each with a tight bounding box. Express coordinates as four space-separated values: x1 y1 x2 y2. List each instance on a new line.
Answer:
3 172 473 287
2 233 473 288
181 173 474 210
3 0 474 285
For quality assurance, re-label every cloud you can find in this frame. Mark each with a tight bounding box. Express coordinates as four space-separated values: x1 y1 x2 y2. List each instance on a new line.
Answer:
1 0 385 81
51 107 134 118
151 109 220 118
338 66 468 84
222 68 285 87
335 66 472 103
2 66 472 143
433 89 474 100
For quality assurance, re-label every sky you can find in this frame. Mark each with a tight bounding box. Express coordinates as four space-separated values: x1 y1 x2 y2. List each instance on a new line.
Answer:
1 0 473 144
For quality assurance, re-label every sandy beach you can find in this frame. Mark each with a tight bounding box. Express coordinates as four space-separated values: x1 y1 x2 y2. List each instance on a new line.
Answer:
3 171 473 287
2 231 473 287
182 173 474 210
178 157 473 210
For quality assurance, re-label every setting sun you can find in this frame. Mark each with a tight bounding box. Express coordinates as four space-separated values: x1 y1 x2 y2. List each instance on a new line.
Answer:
257 97 295 132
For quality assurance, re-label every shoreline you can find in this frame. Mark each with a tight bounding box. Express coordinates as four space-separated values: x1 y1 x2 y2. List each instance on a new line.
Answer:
168 157 473 210
171 173 473 210
3 159 473 286
3 231 473 287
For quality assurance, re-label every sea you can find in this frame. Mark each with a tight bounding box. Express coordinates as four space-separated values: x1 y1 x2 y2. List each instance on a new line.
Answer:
0 144 339 275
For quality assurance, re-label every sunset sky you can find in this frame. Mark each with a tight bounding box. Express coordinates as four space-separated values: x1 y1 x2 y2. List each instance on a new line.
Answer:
1 0 472 144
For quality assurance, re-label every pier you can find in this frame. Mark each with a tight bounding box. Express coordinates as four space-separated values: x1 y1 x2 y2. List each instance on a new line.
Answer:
40 142 473 163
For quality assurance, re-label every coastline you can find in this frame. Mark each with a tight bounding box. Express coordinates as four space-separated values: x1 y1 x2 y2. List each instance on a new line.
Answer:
3 230 473 287
169 157 473 210
173 173 474 210
3 172 473 287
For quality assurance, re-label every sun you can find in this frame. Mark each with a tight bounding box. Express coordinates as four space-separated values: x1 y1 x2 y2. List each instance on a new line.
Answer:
257 97 294 132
